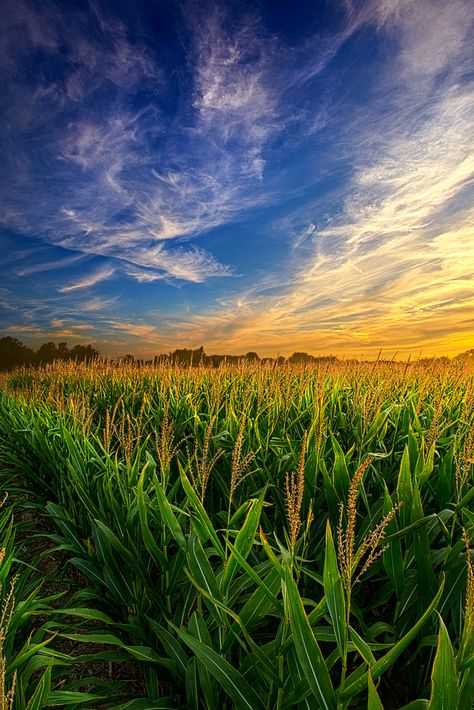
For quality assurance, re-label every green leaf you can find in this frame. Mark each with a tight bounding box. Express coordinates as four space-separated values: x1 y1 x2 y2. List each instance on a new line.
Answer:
382 484 404 599
107 700 176 709
186 530 223 625
174 626 266 710
330 435 351 499
187 573 282 688
59 631 173 667
154 475 187 552
411 483 437 610
147 619 187 676
323 521 347 660
26 666 51 710
350 626 376 666
226 540 281 610
341 576 445 701
185 657 199 710
93 519 138 568
428 615 459 709
137 464 167 568
46 690 104 705
367 671 384 710
188 612 217 710
223 489 265 593
284 567 336 710
259 528 284 577
8 637 56 673
179 463 225 558
397 445 413 527
223 566 281 654
52 607 115 624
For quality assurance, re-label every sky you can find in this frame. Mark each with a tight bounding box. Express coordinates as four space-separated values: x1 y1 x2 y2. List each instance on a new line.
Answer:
1 0 473 359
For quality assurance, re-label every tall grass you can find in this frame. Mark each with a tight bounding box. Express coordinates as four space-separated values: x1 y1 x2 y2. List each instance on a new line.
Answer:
0 359 472 708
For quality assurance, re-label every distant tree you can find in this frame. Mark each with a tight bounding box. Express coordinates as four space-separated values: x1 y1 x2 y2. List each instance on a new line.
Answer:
69 344 100 362
0 338 100 370
120 354 135 364
57 342 70 360
170 346 208 366
0 336 34 370
209 355 225 368
171 348 192 365
192 346 206 366
454 349 474 363
244 351 260 362
36 341 59 364
288 352 315 364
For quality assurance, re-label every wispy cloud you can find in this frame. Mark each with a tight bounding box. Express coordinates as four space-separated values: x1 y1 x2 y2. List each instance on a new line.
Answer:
376 0 474 84
107 321 159 339
58 265 116 292
80 297 118 313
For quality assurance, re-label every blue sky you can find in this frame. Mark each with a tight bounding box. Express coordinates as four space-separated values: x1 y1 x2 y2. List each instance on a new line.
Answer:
1 0 473 358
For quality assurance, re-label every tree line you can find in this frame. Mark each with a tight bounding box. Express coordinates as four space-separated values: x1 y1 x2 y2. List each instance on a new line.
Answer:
149 346 338 368
0 338 339 370
0 337 99 370
1 336 473 371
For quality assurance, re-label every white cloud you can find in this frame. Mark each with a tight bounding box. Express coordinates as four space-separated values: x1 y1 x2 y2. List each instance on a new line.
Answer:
119 244 234 283
376 0 474 83
107 321 159 339
58 265 115 292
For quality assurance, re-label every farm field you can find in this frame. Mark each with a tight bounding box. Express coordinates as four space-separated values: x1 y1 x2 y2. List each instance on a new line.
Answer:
0 360 472 709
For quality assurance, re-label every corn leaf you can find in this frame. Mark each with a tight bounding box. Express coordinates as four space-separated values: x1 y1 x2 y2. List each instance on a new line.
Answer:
174 626 266 710
427 615 459 710
284 566 336 710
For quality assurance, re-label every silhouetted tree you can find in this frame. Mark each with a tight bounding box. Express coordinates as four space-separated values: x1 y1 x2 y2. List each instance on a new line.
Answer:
454 349 474 363
57 342 70 360
70 344 99 362
0 336 34 370
314 355 338 364
288 352 315 364
0 337 100 369
170 346 207 366
35 341 59 364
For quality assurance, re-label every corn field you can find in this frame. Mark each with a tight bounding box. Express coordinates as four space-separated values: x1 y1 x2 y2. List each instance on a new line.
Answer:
0 360 472 709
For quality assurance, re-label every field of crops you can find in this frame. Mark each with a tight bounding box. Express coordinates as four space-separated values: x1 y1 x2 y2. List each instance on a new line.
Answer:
0 360 472 709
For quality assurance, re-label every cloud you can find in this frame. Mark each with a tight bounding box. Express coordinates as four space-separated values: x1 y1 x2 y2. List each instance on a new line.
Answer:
14 252 88 277
80 297 118 312
190 6 279 176
0 0 159 94
375 0 474 84
107 321 159 339
58 265 116 292
119 244 234 283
